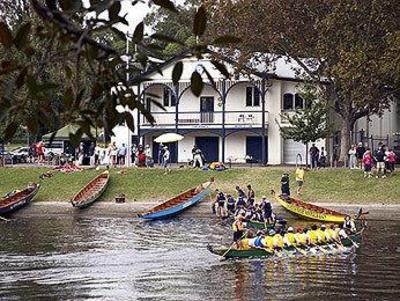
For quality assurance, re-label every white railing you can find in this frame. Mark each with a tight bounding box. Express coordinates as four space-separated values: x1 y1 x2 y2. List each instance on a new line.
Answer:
142 111 269 127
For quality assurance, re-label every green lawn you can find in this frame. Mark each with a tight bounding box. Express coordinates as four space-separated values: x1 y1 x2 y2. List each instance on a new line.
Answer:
0 167 399 204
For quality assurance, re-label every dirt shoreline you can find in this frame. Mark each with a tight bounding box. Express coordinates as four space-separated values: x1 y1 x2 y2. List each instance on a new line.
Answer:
9 201 400 221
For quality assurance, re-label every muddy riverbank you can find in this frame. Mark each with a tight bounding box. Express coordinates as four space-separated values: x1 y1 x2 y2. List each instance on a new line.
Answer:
7 201 400 221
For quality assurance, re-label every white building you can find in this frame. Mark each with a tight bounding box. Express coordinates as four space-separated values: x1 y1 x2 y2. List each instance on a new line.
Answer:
113 51 399 165
113 52 326 165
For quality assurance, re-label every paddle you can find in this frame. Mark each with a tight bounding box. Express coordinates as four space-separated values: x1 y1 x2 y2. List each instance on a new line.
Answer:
0 216 10 222
293 245 308 256
347 237 359 248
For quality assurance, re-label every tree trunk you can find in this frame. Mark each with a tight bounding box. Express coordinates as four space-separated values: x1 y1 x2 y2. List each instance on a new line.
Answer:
338 118 355 165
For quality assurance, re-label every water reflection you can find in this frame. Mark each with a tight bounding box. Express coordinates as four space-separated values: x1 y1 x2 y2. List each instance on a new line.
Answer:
0 215 399 301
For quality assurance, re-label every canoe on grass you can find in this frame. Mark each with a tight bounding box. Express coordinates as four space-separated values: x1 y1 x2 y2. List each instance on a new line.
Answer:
71 171 110 208
273 192 346 223
208 230 363 259
0 183 40 215
138 179 214 220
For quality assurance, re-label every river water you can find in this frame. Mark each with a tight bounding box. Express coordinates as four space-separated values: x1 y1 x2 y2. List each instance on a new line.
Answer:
0 213 399 301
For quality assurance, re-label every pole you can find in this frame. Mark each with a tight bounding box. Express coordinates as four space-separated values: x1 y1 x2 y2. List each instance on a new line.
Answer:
126 34 131 167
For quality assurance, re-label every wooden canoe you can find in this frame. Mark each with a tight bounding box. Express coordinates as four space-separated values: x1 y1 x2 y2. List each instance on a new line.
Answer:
0 183 40 215
138 180 213 220
71 171 110 208
273 193 346 223
208 230 363 259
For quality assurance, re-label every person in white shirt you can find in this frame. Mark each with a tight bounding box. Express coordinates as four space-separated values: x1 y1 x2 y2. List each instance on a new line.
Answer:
162 146 170 169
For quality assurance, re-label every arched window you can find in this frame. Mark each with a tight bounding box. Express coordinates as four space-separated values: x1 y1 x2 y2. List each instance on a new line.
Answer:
295 94 304 109
283 93 294 110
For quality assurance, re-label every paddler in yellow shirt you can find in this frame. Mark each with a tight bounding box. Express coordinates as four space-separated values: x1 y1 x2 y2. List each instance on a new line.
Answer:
272 230 285 249
261 233 275 250
307 225 320 245
294 227 308 246
283 227 297 247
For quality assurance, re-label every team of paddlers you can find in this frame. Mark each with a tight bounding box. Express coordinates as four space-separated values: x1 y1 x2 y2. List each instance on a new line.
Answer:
212 180 359 253
232 214 357 251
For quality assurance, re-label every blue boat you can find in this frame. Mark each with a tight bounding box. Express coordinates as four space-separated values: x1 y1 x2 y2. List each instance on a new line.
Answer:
138 179 214 220
0 183 40 215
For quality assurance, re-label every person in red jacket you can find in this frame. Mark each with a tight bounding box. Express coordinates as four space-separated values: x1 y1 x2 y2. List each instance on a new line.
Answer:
362 148 373 178
385 148 396 175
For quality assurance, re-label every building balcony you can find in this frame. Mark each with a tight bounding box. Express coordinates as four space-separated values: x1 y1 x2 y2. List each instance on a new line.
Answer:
141 111 269 129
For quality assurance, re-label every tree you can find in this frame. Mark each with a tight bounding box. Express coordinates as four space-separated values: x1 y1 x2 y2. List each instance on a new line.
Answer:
279 86 332 166
207 0 400 162
144 0 201 59
0 1 236 144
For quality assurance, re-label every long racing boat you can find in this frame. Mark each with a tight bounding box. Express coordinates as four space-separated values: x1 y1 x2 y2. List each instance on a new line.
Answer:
272 191 347 223
138 179 214 220
208 229 363 259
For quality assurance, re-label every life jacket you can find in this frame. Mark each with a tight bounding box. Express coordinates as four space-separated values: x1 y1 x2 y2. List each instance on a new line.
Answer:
262 236 274 249
285 233 296 245
326 229 337 240
232 220 243 232
241 238 251 250
316 229 326 243
295 233 307 245
308 230 319 244
273 234 284 248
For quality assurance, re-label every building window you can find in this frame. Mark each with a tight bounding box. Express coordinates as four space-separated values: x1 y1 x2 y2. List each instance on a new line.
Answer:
295 94 304 109
283 93 294 110
283 93 305 110
246 86 261 107
163 87 176 107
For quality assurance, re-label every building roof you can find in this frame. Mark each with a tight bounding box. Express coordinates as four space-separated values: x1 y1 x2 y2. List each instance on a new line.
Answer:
43 124 100 141
133 48 312 84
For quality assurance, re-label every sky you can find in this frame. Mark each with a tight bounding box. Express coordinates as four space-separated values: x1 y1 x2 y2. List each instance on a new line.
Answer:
84 0 185 35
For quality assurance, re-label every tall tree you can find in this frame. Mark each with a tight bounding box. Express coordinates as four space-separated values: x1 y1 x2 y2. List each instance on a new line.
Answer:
279 85 332 166
0 1 235 144
207 0 400 162
145 0 201 59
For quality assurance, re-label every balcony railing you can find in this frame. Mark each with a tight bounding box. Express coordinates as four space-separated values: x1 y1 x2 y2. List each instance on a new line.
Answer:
141 111 269 127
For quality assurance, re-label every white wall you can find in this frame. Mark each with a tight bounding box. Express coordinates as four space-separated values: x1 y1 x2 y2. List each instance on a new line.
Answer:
265 80 283 164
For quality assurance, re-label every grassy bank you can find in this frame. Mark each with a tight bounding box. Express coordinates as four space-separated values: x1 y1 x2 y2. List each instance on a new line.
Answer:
0 167 399 204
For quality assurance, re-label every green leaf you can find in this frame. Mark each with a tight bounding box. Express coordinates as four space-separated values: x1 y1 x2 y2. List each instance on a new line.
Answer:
193 5 207 37
172 62 183 86
213 35 241 45
211 60 230 78
133 22 144 44
190 71 203 97
123 111 135 132
153 0 178 13
111 27 126 41
109 0 121 21
14 22 31 50
0 22 13 48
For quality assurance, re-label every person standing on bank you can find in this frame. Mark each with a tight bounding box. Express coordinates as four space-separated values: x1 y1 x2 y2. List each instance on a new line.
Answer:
162 146 170 172
192 145 204 168
309 144 319 169
295 166 305 195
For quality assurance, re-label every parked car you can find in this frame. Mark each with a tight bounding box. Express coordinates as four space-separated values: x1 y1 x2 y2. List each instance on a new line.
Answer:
10 147 30 163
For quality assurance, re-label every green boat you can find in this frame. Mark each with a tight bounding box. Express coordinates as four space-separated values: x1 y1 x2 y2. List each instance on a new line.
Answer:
245 220 274 230
208 230 363 259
